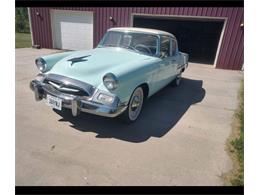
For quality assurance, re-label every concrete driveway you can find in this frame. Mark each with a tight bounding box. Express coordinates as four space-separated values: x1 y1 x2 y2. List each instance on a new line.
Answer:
15 48 243 186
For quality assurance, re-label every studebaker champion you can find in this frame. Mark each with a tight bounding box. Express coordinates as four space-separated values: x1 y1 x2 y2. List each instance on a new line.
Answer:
30 27 189 123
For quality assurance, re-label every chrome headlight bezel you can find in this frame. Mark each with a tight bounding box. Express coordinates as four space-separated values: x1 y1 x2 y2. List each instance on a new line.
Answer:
103 73 118 91
35 58 46 72
35 73 46 82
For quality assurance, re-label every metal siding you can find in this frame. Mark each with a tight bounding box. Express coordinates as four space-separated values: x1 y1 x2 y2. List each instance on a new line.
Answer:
179 7 183 15
212 7 218 16
165 7 171 15
97 8 103 44
233 15 244 70
216 8 233 69
218 8 243 70
224 8 240 69
124 7 130 26
202 7 207 16
227 9 242 69
218 8 235 69
235 8 244 70
197 7 203 16
206 7 212 16
30 7 244 70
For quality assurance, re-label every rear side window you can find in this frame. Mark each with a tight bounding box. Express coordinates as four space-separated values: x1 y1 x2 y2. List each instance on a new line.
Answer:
171 39 177 55
160 36 170 58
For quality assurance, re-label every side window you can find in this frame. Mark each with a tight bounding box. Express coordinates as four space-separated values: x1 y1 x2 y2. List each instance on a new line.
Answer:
171 39 177 56
160 36 170 58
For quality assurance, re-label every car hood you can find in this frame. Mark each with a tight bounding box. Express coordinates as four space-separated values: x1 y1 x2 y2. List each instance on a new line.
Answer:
48 47 158 87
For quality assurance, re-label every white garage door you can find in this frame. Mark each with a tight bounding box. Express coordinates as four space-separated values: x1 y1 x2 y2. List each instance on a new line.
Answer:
51 10 93 50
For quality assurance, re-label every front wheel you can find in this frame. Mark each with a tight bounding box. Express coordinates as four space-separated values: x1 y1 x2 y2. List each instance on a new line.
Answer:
120 87 144 123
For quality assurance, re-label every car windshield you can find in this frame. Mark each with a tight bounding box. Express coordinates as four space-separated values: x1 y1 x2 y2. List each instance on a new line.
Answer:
99 31 158 56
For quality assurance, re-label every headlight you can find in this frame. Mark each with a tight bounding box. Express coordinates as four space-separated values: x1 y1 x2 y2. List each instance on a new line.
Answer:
97 93 115 104
103 73 118 90
35 58 46 72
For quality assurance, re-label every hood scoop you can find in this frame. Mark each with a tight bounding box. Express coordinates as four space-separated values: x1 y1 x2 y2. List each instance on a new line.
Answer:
67 55 91 66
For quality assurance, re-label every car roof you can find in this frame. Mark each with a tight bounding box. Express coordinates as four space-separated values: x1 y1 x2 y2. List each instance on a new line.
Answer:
108 27 176 38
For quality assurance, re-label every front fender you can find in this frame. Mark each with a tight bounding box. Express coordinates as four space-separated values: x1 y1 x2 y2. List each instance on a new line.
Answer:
100 62 157 104
41 51 75 73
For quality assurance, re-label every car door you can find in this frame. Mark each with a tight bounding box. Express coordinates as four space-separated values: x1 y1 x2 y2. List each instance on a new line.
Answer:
150 36 180 95
169 38 180 78
156 36 176 88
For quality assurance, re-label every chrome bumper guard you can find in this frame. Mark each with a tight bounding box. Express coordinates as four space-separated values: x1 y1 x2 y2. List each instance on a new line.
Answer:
30 79 127 118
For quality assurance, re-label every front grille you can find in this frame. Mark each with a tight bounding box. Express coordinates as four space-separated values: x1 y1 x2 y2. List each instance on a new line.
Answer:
43 79 89 97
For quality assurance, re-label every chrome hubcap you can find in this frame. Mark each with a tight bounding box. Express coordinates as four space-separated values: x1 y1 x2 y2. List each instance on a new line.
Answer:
129 87 143 121
131 96 140 111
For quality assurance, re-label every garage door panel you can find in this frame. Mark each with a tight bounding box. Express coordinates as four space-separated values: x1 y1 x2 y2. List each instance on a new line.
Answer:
51 10 93 50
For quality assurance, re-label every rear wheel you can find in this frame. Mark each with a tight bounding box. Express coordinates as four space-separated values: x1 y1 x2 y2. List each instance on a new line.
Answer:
121 87 144 123
172 73 182 87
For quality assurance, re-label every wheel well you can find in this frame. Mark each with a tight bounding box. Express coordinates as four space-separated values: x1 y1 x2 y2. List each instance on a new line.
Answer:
139 83 149 99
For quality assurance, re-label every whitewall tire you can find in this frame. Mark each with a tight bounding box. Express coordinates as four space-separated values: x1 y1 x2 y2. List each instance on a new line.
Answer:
121 87 144 123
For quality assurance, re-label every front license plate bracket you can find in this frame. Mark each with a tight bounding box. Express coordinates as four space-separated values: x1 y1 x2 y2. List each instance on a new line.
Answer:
46 94 62 110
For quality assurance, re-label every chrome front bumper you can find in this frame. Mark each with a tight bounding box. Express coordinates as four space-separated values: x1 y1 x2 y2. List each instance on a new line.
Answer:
29 79 127 118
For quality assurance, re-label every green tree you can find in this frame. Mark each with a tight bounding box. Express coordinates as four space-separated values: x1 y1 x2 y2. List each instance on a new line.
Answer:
15 7 30 33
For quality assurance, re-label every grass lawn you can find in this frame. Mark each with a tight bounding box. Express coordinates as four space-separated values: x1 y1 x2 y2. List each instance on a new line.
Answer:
225 79 244 185
16 33 32 48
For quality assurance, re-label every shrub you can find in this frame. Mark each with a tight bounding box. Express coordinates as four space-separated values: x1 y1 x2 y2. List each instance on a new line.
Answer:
16 7 30 33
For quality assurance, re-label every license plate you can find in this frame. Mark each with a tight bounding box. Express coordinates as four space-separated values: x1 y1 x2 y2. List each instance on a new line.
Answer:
46 94 62 110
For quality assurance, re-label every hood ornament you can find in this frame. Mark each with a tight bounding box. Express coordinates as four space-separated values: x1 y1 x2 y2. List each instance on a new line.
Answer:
67 55 91 66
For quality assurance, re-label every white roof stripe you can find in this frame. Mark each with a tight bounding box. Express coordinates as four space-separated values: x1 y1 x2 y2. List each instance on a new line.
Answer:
108 27 175 38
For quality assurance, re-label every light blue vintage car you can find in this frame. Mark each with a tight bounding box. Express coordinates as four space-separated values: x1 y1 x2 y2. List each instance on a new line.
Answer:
30 27 189 123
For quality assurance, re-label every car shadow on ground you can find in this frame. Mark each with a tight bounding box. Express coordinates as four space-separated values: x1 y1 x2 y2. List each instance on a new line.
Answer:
54 78 206 143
